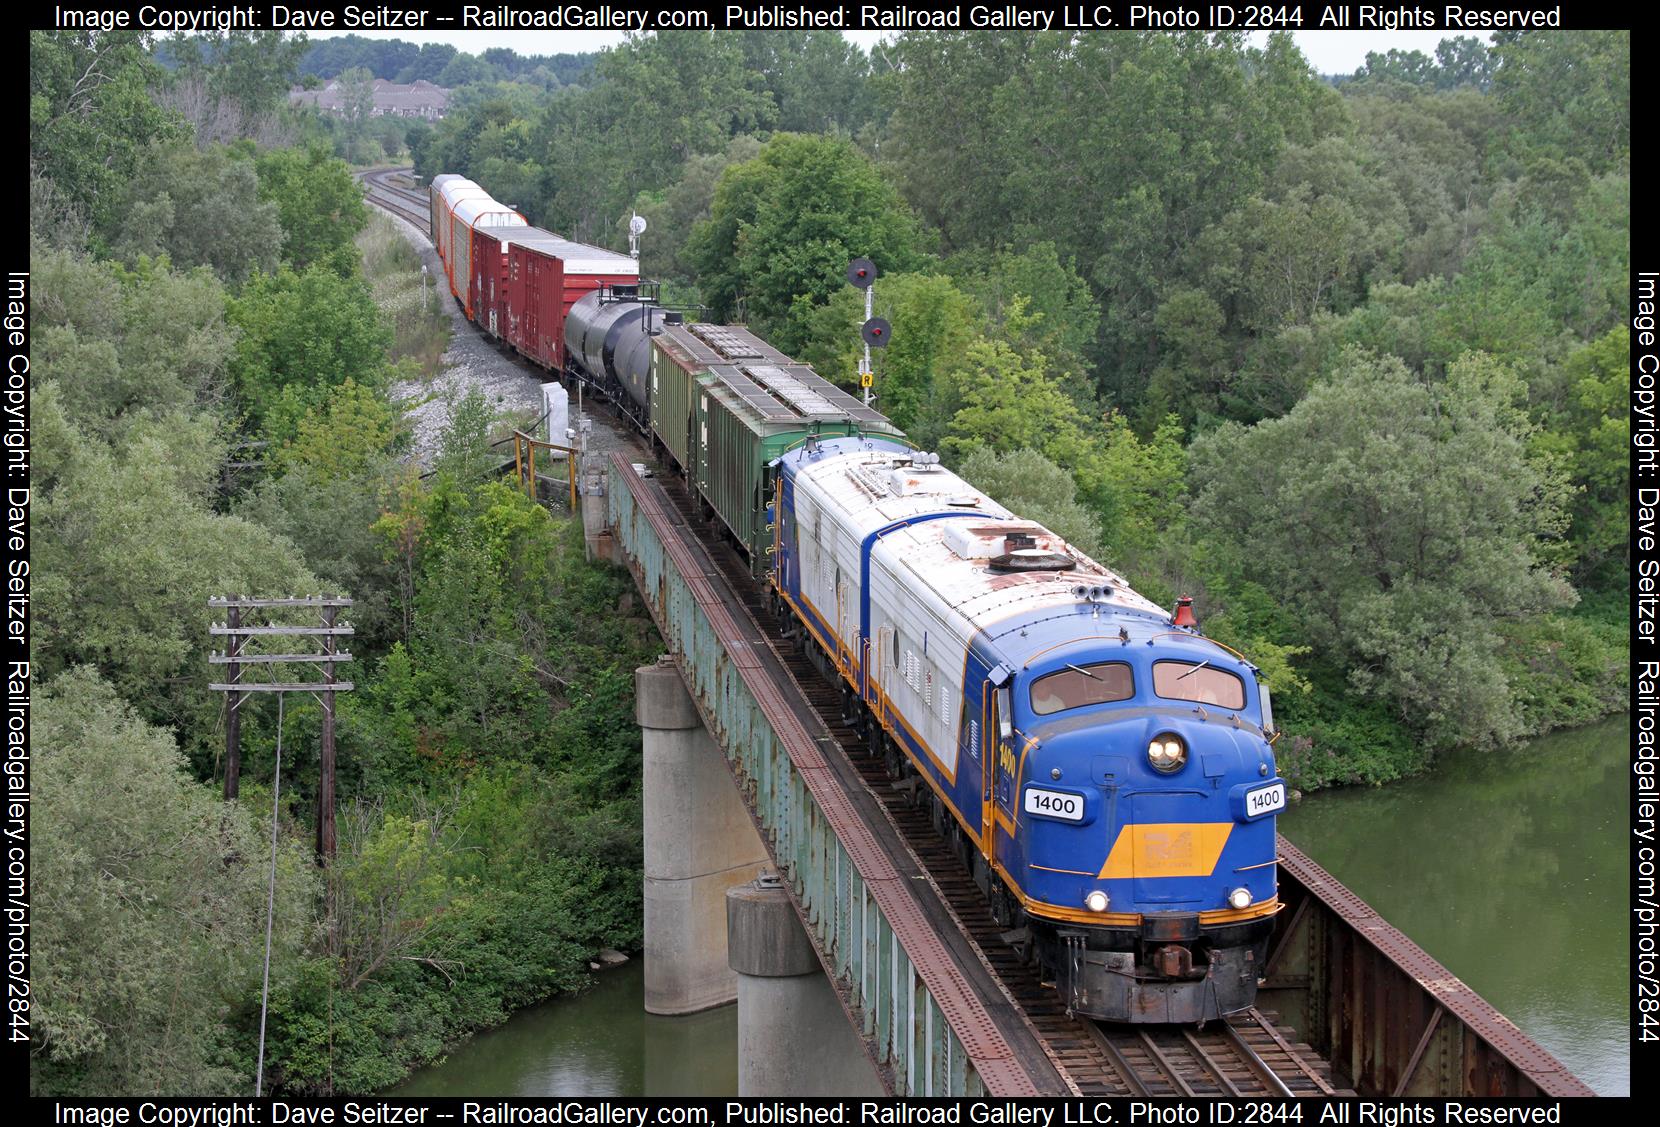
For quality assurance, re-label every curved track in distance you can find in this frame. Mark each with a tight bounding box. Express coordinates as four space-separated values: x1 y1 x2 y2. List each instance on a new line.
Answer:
359 166 431 230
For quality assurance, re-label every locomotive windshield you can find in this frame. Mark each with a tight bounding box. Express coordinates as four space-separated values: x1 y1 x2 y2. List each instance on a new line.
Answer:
1029 662 1134 716
1152 660 1246 709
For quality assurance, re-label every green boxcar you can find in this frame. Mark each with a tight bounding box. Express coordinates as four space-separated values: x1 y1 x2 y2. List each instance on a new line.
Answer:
649 328 707 472
648 321 904 578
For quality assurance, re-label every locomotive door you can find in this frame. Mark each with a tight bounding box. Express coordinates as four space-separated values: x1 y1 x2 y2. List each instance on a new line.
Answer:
980 682 998 853
987 674 1017 848
834 569 848 675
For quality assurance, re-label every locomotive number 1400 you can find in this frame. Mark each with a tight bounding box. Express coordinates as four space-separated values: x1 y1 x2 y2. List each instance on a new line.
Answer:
1024 787 1084 822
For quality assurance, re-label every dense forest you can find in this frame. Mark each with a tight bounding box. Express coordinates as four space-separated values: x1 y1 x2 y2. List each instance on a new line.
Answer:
30 30 653 1095
28 27 1628 1095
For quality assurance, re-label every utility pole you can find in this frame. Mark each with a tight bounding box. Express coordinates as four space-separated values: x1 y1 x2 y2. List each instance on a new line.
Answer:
318 602 338 859
208 595 355 863
223 600 242 799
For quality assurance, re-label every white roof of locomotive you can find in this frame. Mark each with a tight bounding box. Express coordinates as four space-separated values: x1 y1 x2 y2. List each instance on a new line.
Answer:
793 446 1166 638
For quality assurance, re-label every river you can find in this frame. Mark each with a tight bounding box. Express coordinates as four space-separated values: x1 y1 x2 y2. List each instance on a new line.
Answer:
1281 715 1630 1096
390 960 737 1097
391 717 1629 1097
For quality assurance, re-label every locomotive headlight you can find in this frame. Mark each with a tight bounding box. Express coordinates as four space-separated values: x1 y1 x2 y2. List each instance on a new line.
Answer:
1228 888 1253 910
1147 733 1187 773
1084 890 1110 913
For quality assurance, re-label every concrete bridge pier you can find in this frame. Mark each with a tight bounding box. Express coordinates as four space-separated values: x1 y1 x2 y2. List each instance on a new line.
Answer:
726 877 884 1096
639 656 769 1014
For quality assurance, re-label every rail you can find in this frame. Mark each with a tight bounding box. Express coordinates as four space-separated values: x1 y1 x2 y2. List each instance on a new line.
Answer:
358 167 431 230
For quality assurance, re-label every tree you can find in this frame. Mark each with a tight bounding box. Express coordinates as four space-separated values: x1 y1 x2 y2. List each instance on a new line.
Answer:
31 668 317 1095
1491 31 1630 175
157 31 308 145
1190 350 1574 747
944 242 1100 380
687 133 925 352
629 135 764 286
32 246 236 430
1531 328 1630 585
32 388 321 738
885 31 1341 400
934 334 1093 471
228 263 392 443
534 32 775 241
255 145 370 272
30 31 184 238
112 141 283 285
395 42 457 84
338 65 376 155
740 31 875 134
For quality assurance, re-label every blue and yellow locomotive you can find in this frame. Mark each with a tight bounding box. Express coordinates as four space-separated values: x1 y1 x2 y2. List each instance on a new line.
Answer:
773 434 1284 1023
532 256 1284 1023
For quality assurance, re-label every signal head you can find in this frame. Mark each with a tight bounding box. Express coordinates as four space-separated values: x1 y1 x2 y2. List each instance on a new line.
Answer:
847 258 878 289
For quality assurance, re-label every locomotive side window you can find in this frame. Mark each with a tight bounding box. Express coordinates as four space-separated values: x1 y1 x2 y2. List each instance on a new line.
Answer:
1029 663 1134 716
1152 661 1245 709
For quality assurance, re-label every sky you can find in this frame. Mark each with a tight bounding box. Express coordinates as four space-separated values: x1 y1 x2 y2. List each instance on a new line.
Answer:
310 29 1478 78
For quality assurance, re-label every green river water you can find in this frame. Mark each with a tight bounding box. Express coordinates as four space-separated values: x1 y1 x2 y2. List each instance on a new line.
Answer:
1280 715 1630 1096
391 717 1630 1097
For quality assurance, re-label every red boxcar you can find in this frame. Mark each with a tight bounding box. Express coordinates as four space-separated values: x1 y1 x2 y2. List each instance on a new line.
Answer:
505 233 638 373
469 225 519 341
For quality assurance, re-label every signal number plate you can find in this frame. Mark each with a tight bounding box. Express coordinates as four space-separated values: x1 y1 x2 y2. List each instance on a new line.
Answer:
1024 787 1084 822
1245 782 1287 819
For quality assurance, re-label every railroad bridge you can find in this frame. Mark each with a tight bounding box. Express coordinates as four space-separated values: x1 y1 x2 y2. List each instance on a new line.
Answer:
354 174 1594 1100
588 453 1594 1100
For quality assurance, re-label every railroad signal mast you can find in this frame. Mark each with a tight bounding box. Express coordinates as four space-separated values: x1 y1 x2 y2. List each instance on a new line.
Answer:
848 257 889 407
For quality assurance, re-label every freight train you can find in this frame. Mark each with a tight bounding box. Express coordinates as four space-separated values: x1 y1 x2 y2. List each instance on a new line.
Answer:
429 174 1285 1023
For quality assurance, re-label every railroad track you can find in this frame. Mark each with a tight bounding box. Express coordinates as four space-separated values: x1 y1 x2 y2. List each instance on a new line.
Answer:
359 166 431 230
645 468 1349 1098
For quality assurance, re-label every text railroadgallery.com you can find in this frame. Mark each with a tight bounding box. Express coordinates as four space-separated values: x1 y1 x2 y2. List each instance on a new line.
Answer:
38 1099 1581 1127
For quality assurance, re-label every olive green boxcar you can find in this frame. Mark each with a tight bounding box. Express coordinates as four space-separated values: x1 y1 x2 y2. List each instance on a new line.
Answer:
648 321 903 578
649 325 709 473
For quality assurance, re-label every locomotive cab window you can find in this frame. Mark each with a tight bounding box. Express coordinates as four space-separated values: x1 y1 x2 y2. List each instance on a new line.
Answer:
1029 663 1134 716
1152 661 1245 710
